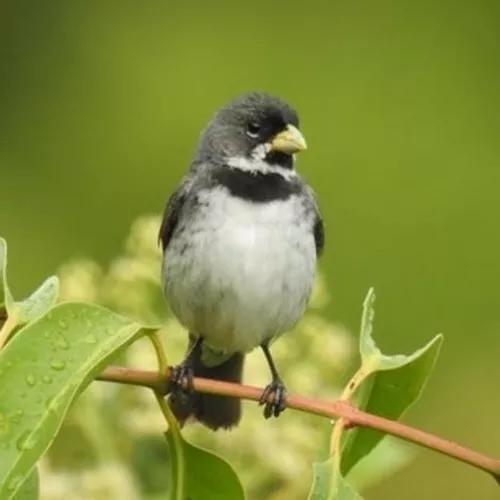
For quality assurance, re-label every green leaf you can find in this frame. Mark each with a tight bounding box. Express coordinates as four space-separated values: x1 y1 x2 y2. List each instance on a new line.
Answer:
340 289 443 474
358 288 439 372
346 437 414 491
308 458 363 500
0 303 151 499
12 467 38 500
164 430 245 500
358 288 378 363
14 277 59 327
0 238 59 347
0 237 14 310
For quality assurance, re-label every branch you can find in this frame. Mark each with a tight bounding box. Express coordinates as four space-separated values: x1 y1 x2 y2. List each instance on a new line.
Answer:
96 365 500 483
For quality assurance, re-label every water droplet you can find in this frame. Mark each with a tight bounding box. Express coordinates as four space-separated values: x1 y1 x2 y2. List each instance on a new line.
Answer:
42 375 53 384
84 334 97 344
58 319 68 329
7 474 24 491
50 360 66 371
5 361 12 368
16 431 36 451
54 334 69 350
10 410 24 423
25 374 36 387
43 331 51 339
19 392 27 399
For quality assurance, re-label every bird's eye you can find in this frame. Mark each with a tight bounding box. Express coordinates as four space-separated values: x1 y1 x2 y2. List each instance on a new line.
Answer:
246 121 260 138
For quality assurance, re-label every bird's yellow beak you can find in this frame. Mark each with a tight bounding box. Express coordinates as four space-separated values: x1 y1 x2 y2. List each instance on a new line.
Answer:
269 124 307 154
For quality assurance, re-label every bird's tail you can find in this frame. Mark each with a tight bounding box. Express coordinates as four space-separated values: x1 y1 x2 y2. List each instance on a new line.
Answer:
169 339 244 430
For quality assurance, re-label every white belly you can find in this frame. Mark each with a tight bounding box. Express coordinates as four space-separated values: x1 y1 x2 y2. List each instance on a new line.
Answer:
163 187 317 355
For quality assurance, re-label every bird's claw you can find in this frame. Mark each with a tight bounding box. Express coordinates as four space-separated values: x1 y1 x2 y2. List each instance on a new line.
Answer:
169 364 194 397
259 379 287 419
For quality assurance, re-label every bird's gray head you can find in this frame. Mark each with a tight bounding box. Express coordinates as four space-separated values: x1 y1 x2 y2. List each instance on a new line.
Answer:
194 93 307 172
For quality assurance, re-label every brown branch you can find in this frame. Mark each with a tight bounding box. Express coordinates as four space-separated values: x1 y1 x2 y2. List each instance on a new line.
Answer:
96 365 500 483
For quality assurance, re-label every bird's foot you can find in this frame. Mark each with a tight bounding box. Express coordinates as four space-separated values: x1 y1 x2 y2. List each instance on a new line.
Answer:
169 363 194 403
259 379 287 419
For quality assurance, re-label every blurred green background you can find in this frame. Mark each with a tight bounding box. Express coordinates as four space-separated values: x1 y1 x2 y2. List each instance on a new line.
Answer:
1 0 499 498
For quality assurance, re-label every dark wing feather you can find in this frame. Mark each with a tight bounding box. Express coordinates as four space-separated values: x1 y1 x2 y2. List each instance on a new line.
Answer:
304 184 325 257
314 216 325 257
158 179 191 251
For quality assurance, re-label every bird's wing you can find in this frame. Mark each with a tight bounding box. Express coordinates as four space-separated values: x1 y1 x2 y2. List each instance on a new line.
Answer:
314 215 325 257
158 177 192 251
304 184 324 257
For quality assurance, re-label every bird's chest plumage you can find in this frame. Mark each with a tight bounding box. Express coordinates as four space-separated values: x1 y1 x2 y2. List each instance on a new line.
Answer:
163 186 317 355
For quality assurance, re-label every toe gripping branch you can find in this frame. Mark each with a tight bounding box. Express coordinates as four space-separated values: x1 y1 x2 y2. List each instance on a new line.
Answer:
169 339 288 420
259 343 287 419
170 363 194 393
168 336 202 402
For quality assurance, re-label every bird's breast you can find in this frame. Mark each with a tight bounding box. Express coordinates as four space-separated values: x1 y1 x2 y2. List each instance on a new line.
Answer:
163 187 317 354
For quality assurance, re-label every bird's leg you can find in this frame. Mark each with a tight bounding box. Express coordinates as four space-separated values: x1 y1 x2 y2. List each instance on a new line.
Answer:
259 343 287 418
169 336 203 396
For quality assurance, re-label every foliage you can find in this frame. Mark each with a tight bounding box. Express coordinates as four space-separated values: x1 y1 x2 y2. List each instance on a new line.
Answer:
307 290 442 499
164 429 244 500
0 223 444 499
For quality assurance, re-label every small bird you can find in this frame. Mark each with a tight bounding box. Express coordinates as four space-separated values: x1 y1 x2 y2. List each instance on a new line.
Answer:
160 92 324 430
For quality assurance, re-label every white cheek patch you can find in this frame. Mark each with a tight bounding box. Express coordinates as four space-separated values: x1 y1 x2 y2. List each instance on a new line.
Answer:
226 144 297 181
251 143 271 160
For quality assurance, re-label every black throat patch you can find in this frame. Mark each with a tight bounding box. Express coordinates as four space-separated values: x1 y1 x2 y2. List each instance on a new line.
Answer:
264 151 293 169
212 166 301 202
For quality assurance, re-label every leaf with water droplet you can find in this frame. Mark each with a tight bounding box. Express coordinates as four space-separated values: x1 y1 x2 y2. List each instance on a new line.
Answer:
16 431 36 452
0 302 154 498
12 467 38 500
83 334 97 344
49 360 66 371
7 475 24 492
53 334 69 350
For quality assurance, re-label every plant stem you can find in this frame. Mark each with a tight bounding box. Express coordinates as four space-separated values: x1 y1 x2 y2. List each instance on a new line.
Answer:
96 365 500 484
0 314 17 349
147 332 185 500
155 392 185 500
148 332 169 373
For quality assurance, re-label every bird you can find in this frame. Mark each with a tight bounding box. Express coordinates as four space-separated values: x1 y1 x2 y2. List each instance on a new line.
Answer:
159 92 324 430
